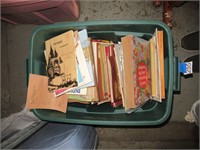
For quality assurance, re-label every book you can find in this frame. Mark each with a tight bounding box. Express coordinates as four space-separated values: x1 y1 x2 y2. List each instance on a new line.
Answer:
44 50 87 96
68 86 99 102
98 43 110 100
149 29 162 102
68 37 99 103
114 44 125 107
45 30 77 92
53 30 92 97
74 31 92 86
121 35 151 111
92 40 112 104
26 74 68 113
157 30 165 99
105 44 122 107
78 29 95 87
67 29 97 98
92 39 111 83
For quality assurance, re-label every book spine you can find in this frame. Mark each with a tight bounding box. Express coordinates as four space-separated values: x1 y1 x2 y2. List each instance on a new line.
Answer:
121 35 136 110
150 38 156 97
158 31 165 99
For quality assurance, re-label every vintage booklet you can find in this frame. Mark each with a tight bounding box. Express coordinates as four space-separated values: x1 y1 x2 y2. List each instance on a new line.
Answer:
45 30 78 92
26 74 68 113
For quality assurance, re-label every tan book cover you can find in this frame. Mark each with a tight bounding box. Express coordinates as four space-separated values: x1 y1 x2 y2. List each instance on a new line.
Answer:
121 36 135 110
26 74 68 113
157 30 165 99
45 30 77 92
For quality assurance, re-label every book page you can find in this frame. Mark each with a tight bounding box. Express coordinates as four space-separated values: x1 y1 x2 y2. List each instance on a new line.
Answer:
26 74 68 113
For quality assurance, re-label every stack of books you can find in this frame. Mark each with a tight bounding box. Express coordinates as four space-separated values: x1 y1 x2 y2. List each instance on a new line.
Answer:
26 28 165 114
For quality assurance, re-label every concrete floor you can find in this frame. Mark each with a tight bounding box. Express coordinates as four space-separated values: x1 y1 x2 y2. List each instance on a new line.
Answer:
1 1 199 149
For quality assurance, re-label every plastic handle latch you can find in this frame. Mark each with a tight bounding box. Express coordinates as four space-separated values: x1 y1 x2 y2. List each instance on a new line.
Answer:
173 57 181 91
179 61 193 75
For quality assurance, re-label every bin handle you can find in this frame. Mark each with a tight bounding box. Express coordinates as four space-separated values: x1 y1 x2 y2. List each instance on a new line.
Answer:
173 57 181 91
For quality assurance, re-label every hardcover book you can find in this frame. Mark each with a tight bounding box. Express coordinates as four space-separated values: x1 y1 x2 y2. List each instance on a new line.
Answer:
121 35 151 111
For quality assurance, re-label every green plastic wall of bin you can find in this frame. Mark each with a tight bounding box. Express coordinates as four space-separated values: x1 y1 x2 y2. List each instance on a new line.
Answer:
27 20 180 126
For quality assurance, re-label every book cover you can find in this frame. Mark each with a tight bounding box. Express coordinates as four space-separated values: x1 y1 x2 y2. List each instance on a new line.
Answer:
45 30 77 92
53 31 92 97
44 50 87 96
132 36 151 106
68 86 99 102
121 35 135 110
26 74 68 113
74 31 91 86
78 29 95 88
121 35 151 110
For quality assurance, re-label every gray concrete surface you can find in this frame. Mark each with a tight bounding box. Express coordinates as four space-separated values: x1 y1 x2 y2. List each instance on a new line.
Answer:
1 1 199 149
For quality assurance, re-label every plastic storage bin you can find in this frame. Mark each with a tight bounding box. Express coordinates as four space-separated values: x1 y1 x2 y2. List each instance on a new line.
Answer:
27 20 180 126
1 0 80 25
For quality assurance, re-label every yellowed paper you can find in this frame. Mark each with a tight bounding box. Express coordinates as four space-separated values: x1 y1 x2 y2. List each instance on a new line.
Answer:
26 74 68 113
45 30 77 92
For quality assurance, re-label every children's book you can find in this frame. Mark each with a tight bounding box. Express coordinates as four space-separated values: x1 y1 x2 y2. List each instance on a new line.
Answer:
121 35 151 111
